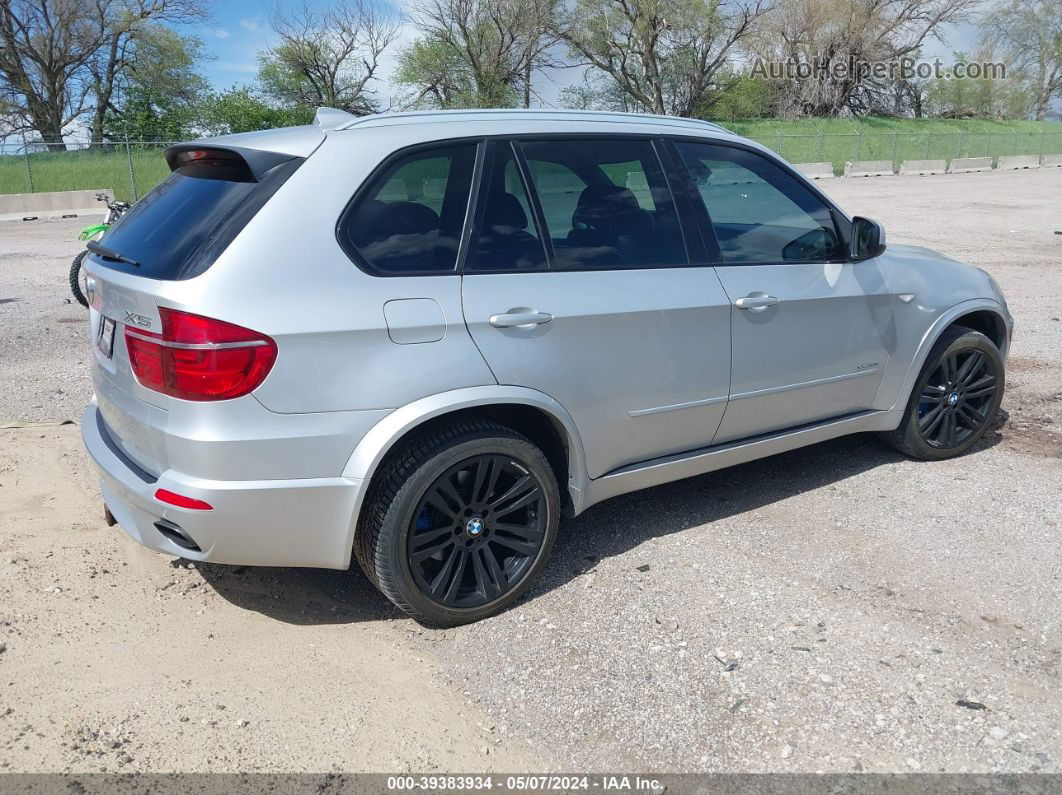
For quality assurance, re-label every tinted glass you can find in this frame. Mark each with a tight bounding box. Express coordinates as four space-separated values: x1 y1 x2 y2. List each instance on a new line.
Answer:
89 159 299 280
467 144 548 272
675 142 843 264
341 144 476 274
519 139 686 270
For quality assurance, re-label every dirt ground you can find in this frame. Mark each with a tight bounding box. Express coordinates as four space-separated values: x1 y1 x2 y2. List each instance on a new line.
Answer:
0 167 1060 775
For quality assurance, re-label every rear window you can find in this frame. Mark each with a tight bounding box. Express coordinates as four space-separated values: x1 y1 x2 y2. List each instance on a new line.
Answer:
89 152 300 280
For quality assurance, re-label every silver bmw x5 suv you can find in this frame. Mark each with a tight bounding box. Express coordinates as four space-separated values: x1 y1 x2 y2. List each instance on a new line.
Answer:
81 108 1012 625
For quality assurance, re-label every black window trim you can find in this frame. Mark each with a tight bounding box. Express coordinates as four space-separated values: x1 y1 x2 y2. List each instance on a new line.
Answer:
461 132 697 276
335 136 485 278
663 136 856 268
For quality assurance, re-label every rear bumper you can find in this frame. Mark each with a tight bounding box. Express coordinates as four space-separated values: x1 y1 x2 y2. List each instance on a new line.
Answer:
81 400 363 569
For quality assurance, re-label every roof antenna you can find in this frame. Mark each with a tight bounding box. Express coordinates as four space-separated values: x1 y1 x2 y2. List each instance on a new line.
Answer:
315 107 357 126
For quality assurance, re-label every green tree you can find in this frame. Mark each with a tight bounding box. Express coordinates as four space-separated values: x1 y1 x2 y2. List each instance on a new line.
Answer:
258 0 399 116
983 0 1062 120
102 26 209 141
199 86 313 135
553 0 769 117
397 0 559 110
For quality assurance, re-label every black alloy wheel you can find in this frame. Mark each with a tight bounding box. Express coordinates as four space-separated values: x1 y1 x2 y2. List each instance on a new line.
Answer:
355 419 560 627
915 348 998 449
408 454 548 609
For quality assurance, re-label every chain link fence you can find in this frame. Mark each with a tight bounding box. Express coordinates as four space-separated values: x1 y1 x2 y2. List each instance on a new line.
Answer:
2 127 1061 201
0 140 178 203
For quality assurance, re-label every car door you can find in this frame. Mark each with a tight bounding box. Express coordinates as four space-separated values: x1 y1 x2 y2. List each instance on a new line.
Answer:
671 140 896 445
461 137 732 479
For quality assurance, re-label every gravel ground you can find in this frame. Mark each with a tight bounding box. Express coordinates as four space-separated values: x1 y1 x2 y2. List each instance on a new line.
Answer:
0 167 1060 774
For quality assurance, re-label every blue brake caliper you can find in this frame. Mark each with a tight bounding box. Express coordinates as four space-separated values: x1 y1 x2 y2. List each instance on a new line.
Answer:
414 506 432 531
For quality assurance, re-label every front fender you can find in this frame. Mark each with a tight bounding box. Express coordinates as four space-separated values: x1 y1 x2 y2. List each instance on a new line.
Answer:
338 386 590 568
890 298 1011 413
78 223 109 241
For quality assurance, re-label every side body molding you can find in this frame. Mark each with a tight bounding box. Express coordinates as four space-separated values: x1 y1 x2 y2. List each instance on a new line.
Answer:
885 298 1010 413
339 386 591 565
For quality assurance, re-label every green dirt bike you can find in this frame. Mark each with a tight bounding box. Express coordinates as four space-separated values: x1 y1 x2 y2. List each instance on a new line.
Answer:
70 193 130 307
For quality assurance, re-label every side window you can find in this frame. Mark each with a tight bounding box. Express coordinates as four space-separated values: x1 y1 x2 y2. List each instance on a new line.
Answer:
339 144 476 274
467 143 548 272
675 142 843 264
519 139 686 270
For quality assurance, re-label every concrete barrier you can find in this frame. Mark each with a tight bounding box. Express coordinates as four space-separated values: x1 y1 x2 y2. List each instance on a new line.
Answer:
0 189 112 222
844 160 894 177
794 162 835 179
997 155 1040 170
947 157 993 174
1042 154 1062 167
899 159 947 176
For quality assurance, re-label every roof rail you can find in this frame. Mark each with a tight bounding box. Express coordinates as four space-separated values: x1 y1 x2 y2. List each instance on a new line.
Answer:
336 108 733 134
315 107 357 126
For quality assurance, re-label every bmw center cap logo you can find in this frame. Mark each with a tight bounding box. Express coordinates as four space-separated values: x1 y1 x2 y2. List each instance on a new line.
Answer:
948 392 960 406
466 517 484 537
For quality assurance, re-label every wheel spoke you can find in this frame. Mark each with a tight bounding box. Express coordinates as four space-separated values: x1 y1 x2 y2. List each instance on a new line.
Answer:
919 404 945 435
410 528 456 562
470 456 493 504
428 478 463 518
429 547 461 597
493 520 544 543
940 413 958 447
955 351 983 385
942 355 958 384
964 374 996 400
491 479 542 517
957 403 986 430
471 548 503 600
490 535 539 557
920 385 946 403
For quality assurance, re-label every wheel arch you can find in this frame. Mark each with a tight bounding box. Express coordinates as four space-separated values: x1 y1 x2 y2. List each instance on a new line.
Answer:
892 299 1010 413
340 387 590 567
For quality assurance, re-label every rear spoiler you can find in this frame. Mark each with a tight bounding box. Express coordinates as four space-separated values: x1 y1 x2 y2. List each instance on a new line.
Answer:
163 144 297 182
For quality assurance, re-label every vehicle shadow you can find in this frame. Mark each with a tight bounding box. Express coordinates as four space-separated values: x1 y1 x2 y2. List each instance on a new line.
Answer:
195 425 1003 626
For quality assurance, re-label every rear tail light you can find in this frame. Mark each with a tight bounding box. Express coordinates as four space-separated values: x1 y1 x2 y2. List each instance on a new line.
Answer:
125 308 277 401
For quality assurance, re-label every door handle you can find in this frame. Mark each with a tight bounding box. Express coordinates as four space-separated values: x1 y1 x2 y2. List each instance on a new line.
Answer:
734 293 781 312
489 310 553 329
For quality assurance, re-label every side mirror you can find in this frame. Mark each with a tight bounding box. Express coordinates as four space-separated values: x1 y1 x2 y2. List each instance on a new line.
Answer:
850 216 886 260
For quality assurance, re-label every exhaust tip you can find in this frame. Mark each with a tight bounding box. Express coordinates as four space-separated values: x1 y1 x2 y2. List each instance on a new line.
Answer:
154 519 202 552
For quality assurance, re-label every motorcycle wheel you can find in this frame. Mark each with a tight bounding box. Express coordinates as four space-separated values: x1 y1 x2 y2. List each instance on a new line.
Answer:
69 250 89 308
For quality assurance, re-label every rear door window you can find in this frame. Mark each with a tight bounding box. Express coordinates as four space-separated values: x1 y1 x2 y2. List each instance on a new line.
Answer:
338 144 477 275
90 152 301 281
518 138 687 270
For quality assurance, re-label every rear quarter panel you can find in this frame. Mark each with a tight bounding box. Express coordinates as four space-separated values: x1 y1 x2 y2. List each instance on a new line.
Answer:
145 128 498 414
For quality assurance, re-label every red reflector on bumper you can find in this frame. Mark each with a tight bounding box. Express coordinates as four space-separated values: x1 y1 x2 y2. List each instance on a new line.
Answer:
155 489 213 511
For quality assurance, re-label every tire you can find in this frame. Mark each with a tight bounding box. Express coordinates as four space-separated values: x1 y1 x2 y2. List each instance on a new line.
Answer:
355 419 561 627
879 325 1004 460
69 250 89 308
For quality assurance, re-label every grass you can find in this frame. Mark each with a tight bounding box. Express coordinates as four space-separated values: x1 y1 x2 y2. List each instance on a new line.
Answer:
0 145 172 203
2 118 1062 199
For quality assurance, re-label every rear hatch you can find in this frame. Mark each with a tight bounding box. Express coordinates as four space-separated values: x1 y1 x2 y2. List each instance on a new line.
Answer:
84 136 316 476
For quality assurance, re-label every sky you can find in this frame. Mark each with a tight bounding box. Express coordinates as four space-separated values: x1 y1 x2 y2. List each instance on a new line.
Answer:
189 0 981 112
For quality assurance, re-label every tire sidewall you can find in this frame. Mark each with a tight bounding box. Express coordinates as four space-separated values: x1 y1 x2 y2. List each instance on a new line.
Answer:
69 250 89 308
375 434 560 626
901 329 1004 459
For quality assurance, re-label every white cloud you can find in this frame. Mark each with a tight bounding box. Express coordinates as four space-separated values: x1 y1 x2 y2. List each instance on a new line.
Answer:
214 28 231 39
240 17 266 33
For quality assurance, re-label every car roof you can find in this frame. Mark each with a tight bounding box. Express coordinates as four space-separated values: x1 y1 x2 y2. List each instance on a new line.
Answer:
194 108 746 159
334 108 735 136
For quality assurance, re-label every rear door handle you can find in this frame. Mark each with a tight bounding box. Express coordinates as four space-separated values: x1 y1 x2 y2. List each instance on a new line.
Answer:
734 293 781 312
489 310 553 329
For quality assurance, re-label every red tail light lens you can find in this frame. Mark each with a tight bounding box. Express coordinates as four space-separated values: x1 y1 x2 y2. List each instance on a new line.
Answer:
155 489 213 511
125 308 277 401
